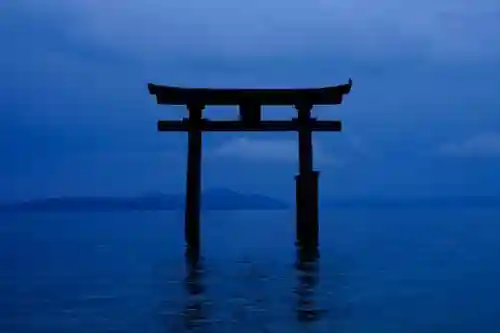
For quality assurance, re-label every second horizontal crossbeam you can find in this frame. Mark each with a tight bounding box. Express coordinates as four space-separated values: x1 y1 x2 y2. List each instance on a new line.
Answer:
157 120 342 132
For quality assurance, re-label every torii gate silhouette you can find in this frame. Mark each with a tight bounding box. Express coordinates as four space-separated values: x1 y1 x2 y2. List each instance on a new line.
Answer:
147 79 352 254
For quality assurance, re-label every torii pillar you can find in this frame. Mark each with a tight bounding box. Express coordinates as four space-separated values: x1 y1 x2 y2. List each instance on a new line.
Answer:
184 104 204 250
295 104 319 248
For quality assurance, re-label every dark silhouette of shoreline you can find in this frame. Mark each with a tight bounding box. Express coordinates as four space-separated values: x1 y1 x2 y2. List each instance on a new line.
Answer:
0 188 289 212
1 193 498 212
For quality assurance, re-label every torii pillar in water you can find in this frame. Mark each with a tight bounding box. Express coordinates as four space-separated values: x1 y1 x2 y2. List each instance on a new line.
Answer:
147 79 353 254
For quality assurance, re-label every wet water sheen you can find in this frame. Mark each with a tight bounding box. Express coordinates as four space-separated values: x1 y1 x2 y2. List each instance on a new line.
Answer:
1 208 500 332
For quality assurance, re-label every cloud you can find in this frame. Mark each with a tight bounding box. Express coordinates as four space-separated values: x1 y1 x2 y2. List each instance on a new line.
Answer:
438 133 500 157
9 0 500 65
208 137 341 165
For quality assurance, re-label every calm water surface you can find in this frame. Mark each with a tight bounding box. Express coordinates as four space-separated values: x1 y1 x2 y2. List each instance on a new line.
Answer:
1 208 500 332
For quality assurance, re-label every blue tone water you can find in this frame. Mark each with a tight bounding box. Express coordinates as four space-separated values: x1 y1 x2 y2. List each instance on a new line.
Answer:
1 208 500 332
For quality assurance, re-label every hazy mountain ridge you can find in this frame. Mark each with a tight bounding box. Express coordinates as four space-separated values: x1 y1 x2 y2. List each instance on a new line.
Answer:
0 188 289 212
1 190 499 212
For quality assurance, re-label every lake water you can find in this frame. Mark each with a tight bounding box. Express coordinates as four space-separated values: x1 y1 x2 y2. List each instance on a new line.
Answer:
1 208 500 332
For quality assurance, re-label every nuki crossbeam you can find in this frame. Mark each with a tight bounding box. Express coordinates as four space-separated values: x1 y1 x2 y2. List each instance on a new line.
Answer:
147 79 353 253
157 119 342 132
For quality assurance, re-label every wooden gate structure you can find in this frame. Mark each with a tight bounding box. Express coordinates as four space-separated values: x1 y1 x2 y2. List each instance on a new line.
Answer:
147 79 352 253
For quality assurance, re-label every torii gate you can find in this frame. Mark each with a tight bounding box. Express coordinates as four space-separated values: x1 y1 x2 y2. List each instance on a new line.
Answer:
147 79 352 253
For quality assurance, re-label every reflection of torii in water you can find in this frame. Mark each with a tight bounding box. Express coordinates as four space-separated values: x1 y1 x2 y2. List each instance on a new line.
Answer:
182 249 208 331
295 246 322 323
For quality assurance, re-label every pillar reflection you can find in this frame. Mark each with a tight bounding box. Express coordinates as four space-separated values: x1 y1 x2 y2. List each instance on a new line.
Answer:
182 248 209 331
294 245 321 323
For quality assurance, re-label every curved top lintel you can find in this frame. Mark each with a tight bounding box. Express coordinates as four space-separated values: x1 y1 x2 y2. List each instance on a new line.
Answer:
148 79 353 106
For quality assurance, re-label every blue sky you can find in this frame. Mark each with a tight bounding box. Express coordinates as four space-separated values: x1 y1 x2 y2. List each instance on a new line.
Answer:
1 0 500 201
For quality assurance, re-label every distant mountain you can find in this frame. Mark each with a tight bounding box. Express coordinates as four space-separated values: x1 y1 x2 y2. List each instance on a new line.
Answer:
0 189 289 212
201 188 289 210
2 193 498 212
